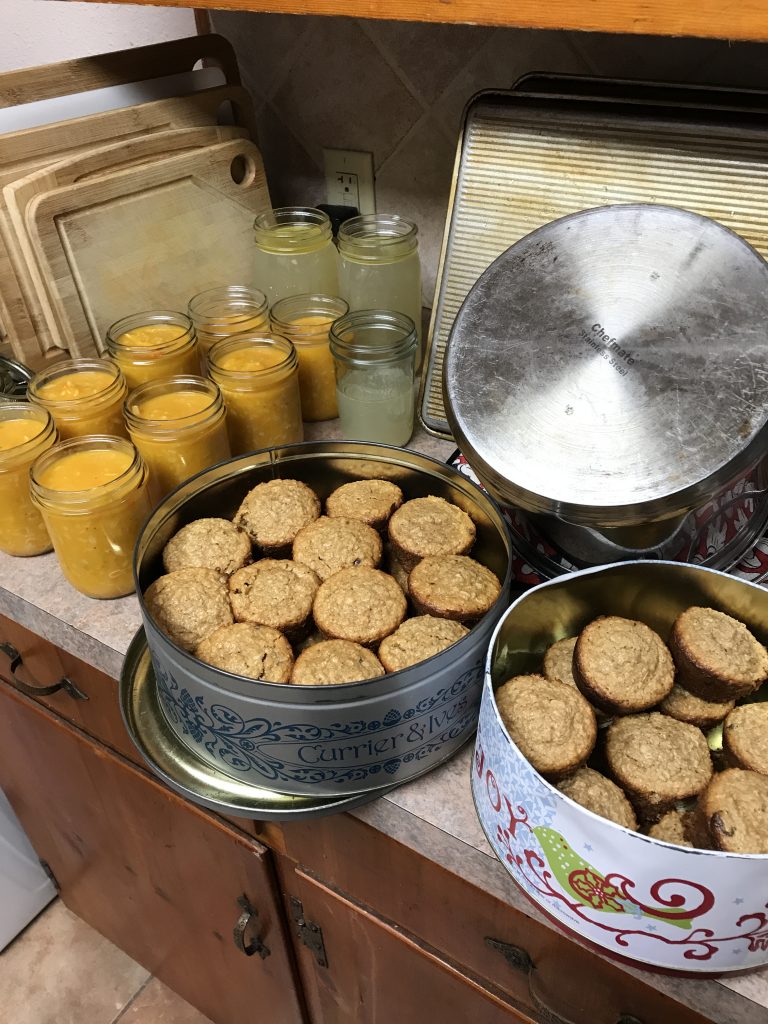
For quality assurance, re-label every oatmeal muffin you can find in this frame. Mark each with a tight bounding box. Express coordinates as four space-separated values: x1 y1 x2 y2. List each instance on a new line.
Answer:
144 567 232 652
162 517 252 575
229 559 319 636
388 496 476 571
386 547 410 594
195 623 293 682
648 809 695 848
378 616 469 673
543 637 578 689
670 606 768 701
660 683 734 731
723 703 768 775
233 479 320 553
574 616 674 715
292 516 382 581
605 713 713 818
313 567 407 646
701 768 768 854
409 555 501 623
326 479 403 531
495 674 597 781
557 767 637 829
292 639 385 685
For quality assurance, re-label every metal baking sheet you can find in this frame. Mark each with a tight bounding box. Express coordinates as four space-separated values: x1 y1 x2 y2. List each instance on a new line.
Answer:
420 80 768 438
120 628 396 820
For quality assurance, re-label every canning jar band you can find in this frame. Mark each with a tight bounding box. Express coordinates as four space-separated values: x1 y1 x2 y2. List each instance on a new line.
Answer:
253 207 333 255
124 376 225 438
330 310 418 366
0 403 56 470
30 435 146 512
188 285 269 331
207 334 299 390
28 358 126 413
338 215 418 263
270 294 349 343
106 311 197 358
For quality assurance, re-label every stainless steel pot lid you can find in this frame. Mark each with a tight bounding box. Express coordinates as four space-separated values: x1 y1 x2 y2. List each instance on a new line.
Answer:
444 204 768 526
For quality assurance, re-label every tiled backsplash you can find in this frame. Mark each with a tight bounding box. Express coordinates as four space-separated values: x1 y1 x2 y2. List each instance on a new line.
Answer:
212 12 768 304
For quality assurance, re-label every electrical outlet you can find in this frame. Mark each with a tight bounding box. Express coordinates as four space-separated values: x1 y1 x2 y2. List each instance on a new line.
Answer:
323 149 375 214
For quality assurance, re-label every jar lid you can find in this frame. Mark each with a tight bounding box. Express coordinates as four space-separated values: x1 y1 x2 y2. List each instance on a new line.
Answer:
0 355 33 398
445 205 768 526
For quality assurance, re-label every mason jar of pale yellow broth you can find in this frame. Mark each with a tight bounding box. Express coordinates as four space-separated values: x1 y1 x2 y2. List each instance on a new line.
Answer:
0 402 56 557
28 357 127 439
270 294 348 421
106 311 200 391
125 376 230 502
207 334 303 455
30 436 151 598
253 207 339 305
188 285 270 357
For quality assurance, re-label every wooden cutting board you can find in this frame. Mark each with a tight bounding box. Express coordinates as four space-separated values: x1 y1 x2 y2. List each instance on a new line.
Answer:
3 124 248 358
23 138 270 355
0 86 256 363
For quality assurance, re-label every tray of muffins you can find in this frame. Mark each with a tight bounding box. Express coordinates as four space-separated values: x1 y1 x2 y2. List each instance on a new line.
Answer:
473 560 768 973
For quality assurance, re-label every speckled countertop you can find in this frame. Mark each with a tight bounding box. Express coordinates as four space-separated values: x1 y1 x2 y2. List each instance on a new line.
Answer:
1 423 767 1024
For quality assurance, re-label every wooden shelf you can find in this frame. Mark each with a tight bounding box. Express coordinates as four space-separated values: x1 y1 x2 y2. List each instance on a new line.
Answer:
88 0 768 42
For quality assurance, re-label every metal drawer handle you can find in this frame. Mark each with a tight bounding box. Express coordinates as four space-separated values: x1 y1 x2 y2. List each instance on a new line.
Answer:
0 641 88 701
485 938 644 1024
233 895 270 959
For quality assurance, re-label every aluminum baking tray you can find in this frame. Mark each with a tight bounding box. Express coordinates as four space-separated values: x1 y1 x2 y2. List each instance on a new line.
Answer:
420 77 768 438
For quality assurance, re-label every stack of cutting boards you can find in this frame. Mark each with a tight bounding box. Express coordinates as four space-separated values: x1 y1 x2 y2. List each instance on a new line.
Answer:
0 33 271 365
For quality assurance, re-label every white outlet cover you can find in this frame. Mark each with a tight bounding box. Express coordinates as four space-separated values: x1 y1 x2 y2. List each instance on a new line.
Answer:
323 148 375 214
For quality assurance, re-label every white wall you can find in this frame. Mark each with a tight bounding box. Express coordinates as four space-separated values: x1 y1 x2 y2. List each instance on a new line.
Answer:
0 1 196 72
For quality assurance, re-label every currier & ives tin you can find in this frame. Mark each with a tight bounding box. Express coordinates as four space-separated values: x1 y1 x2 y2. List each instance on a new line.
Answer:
134 441 512 798
472 561 768 973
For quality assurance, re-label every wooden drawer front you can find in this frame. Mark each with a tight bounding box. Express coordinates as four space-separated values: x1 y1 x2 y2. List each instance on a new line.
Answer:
281 815 711 1024
0 614 136 761
286 866 534 1024
0 684 303 1024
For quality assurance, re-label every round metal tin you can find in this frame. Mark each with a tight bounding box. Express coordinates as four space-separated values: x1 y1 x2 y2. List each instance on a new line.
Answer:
120 628 397 819
445 204 768 527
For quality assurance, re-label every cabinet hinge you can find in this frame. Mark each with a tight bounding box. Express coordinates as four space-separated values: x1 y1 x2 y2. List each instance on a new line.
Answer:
289 897 328 968
39 860 60 892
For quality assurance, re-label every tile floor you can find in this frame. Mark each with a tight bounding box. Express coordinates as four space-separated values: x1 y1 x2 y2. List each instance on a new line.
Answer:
0 900 212 1024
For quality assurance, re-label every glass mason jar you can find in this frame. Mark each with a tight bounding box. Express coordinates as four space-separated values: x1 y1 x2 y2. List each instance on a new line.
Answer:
207 334 303 455
330 310 418 447
28 357 128 440
253 207 339 305
106 311 200 391
188 285 270 357
30 436 152 599
270 294 348 422
125 375 231 502
338 215 422 366
0 402 56 556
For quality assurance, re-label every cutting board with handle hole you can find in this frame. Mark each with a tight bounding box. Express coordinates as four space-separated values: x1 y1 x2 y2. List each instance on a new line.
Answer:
0 83 255 363
3 123 249 358
23 137 270 355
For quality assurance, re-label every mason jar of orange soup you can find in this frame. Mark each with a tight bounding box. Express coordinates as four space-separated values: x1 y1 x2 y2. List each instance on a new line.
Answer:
105 311 200 390
270 294 348 421
188 285 270 357
0 402 56 557
28 357 127 439
125 375 230 501
30 436 151 598
207 334 303 455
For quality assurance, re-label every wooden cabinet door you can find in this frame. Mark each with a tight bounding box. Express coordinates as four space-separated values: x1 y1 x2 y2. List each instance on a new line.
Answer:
285 867 535 1024
0 681 304 1024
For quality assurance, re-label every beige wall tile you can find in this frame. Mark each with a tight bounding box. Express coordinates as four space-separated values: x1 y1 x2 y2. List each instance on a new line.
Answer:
256 103 324 208
119 978 213 1024
214 11 310 102
0 900 148 1024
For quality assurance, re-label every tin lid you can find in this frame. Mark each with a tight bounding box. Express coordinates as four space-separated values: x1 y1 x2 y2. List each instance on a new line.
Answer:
445 205 768 526
0 355 32 398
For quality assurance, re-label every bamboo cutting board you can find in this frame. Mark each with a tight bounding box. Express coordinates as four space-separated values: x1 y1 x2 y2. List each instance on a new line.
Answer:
3 125 248 357
23 138 270 354
0 86 255 362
